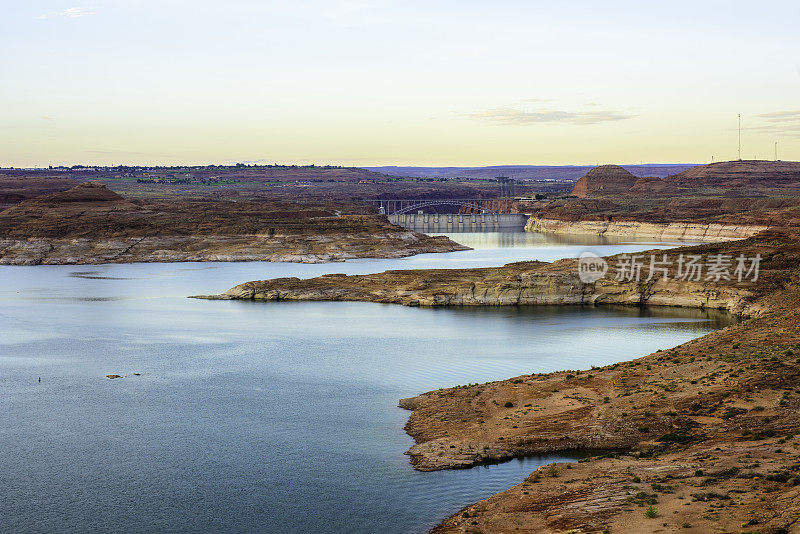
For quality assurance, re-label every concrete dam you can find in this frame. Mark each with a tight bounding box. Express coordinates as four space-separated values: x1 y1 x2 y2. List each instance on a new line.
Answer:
388 213 530 232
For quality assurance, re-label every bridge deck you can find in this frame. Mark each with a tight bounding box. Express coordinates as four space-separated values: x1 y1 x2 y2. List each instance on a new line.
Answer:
365 198 514 215
387 212 529 232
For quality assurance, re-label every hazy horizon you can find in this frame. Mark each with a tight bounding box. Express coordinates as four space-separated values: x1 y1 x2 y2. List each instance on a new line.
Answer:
3 161 709 170
3 1 799 167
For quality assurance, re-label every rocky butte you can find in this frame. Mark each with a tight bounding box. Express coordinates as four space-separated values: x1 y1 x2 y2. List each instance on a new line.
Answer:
571 165 639 198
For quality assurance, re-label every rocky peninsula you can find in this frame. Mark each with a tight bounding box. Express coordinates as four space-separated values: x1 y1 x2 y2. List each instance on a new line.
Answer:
201 225 800 532
420 248 800 532
0 183 466 265
196 231 781 314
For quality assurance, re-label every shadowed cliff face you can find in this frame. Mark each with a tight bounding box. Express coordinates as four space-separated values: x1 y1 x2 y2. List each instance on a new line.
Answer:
0 183 467 264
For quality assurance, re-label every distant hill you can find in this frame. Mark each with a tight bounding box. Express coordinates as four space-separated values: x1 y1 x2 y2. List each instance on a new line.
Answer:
571 165 638 198
663 160 800 187
569 160 800 198
363 164 698 181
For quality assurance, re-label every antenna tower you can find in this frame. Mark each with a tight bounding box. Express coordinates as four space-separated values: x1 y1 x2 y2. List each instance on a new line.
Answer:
738 114 742 161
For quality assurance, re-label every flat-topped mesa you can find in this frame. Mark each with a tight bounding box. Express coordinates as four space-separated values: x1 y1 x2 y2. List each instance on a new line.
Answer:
571 160 800 198
665 159 800 187
571 165 638 198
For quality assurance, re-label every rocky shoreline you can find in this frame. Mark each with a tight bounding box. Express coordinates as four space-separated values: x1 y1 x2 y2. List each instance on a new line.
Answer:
525 217 768 242
199 228 800 532
0 182 468 265
0 232 465 265
195 237 768 315
404 231 800 533
418 286 800 532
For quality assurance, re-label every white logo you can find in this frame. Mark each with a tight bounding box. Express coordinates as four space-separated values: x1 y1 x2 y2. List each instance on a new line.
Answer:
578 251 608 283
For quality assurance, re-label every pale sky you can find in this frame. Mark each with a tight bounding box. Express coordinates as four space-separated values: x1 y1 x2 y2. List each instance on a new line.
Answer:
2 0 799 167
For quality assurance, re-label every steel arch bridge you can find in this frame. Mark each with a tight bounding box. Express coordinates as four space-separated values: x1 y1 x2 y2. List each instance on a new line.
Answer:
366 199 509 216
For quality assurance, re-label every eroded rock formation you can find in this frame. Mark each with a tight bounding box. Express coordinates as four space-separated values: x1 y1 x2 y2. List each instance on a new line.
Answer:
0 183 467 264
571 165 639 198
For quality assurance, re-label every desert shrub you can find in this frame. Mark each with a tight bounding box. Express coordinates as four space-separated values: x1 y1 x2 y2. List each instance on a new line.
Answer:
658 432 694 444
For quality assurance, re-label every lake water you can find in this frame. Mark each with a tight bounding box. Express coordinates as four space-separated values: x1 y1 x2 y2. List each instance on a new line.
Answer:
0 233 731 533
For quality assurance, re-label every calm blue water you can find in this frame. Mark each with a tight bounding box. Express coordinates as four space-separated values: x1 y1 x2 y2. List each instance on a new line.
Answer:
0 233 729 533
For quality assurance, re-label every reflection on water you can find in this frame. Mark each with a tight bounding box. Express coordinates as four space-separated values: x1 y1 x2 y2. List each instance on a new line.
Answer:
0 235 730 534
432 231 702 249
408 231 702 270
68 270 136 280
